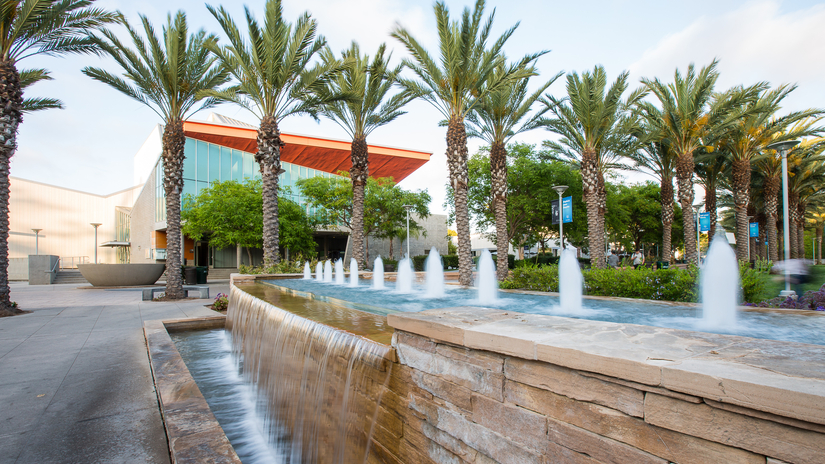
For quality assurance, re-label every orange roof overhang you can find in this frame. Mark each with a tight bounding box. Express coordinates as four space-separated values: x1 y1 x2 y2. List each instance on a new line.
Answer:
183 120 431 182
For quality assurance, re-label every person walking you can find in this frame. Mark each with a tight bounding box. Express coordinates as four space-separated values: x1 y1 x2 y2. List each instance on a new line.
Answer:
607 249 619 269
632 249 644 269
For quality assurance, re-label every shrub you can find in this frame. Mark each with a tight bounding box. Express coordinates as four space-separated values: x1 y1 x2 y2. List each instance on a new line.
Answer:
500 263 560 291
442 255 459 270
739 262 773 304
239 255 318 275
412 255 427 272
213 293 228 311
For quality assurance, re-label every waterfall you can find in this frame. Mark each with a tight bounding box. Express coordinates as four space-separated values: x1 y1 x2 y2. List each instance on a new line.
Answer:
227 287 392 463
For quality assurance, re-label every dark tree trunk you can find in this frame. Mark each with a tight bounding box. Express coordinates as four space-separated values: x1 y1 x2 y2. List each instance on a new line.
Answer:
798 201 807 260
0 60 21 314
581 148 606 268
732 159 750 263
350 135 368 268
763 176 780 262
162 118 186 299
677 151 698 265
446 117 473 286
661 176 675 262
256 115 283 266
490 141 509 280
817 226 823 265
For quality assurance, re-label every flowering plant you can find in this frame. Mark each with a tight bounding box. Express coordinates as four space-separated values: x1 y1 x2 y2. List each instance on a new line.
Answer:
213 293 228 311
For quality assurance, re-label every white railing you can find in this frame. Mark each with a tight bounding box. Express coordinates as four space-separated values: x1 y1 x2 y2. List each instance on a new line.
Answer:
59 256 89 269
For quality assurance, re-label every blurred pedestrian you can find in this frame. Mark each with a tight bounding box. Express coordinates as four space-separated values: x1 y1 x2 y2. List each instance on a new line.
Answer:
607 249 619 269
631 249 644 269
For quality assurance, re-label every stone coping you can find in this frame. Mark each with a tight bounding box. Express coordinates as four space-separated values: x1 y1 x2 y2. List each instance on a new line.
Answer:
387 307 825 427
143 316 241 464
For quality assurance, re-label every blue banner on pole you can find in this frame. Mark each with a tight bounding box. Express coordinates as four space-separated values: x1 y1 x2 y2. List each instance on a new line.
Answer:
561 196 572 224
749 222 759 238
698 212 710 232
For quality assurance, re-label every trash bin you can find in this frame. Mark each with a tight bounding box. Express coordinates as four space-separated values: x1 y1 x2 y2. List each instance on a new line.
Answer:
195 266 208 284
184 267 197 285
656 261 669 269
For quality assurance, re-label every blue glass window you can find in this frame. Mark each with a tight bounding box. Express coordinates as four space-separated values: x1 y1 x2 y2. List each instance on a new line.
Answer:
221 147 232 181
209 144 220 182
196 141 208 181
183 138 196 180
243 152 254 179
182 179 196 203
232 150 242 181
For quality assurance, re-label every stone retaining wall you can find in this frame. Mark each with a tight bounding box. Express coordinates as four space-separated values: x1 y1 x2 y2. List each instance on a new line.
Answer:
379 307 825 464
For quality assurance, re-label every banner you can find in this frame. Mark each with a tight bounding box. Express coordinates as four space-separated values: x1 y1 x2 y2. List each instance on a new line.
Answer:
749 222 759 238
698 212 710 232
551 197 573 225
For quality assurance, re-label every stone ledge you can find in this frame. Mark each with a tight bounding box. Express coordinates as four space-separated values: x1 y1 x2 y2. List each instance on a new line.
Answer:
388 307 825 427
143 317 241 464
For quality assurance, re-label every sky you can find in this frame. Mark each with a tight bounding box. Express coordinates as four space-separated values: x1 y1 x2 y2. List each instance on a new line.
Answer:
12 0 825 217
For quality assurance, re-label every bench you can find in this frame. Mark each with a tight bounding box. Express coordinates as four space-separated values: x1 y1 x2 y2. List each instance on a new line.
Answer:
142 285 209 301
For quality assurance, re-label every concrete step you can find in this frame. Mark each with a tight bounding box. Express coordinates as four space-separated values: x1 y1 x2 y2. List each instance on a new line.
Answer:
54 270 88 285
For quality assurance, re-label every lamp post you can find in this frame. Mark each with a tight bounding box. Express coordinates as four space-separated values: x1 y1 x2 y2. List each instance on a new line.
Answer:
90 223 102 263
552 185 568 251
767 140 800 297
693 205 702 263
746 215 753 262
31 229 42 255
402 205 413 259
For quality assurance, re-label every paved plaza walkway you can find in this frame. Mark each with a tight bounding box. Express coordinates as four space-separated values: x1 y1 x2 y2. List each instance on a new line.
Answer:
0 282 229 464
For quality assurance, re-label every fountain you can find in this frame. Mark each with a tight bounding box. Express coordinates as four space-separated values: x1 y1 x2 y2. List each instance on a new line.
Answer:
323 260 333 283
700 234 739 329
395 257 414 294
475 249 498 304
349 258 359 287
315 262 323 282
334 259 345 285
424 247 445 298
372 257 385 290
558 248 584 313
303 261 312 280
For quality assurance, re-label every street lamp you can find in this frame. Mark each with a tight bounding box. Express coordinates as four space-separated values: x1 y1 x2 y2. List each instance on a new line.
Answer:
552 185 568 252
90 223 102 263
693 204 702 262
31 229 42 255
746 215 753 262
767 140 800 297
402 205 413 259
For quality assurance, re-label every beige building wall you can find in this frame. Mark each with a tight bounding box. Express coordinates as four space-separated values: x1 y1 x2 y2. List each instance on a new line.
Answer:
9 177 140 264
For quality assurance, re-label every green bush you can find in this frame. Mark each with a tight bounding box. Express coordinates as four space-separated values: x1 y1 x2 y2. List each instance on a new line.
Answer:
501 262 771 304
412 255 427 271
739 261 773 303
442 255 459 269
382 259 399 272
239 255 317 275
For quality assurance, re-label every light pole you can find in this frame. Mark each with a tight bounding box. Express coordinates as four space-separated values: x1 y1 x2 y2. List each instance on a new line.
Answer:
552 185 568 251
767 140 800 297
90 223 102 263
31 229 42 255
402 205 413 259
693 205 702 263
746 215 753 262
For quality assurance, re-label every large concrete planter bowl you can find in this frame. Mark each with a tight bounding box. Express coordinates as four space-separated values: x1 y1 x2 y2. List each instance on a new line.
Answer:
78 263 166 287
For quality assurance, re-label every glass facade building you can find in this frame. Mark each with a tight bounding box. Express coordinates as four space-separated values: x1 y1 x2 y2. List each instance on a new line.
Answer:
154 137 342 223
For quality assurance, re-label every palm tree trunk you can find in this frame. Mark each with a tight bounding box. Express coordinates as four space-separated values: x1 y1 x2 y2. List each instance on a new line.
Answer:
350 135 369 268
764 176 780 262
798 202 807 259
446 117 473 286
257 115 283 266
581 148 605 268
677 151 698 265
758 215 767 260
789 192 799 259
817 225 822 265
162 118 186 299
661 177 674 261
706 179 717 240
732 159 750 263
490 141 509 280
0 60 21 314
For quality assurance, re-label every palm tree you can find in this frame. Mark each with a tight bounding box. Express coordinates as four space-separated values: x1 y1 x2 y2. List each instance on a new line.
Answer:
391 0 537 286
206 0 345 266
808 206 825 264
716 84 821 262
466 62 560 279
627 119 679 262
789 141 825 258
317 42 413 268
641 60 748 265
0 1 115 315
83 12 229 299
754 148 784 261
694 150 728 240
544 66 645 268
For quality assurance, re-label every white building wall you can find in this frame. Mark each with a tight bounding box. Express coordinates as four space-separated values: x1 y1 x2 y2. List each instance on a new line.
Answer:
133 124 162 186
9 177 140 264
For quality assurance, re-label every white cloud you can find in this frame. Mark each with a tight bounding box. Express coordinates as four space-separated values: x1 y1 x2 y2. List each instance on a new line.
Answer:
628 1 825 112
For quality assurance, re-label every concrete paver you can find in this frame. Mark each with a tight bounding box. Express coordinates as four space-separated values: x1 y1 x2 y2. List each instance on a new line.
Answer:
0 281 229 464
